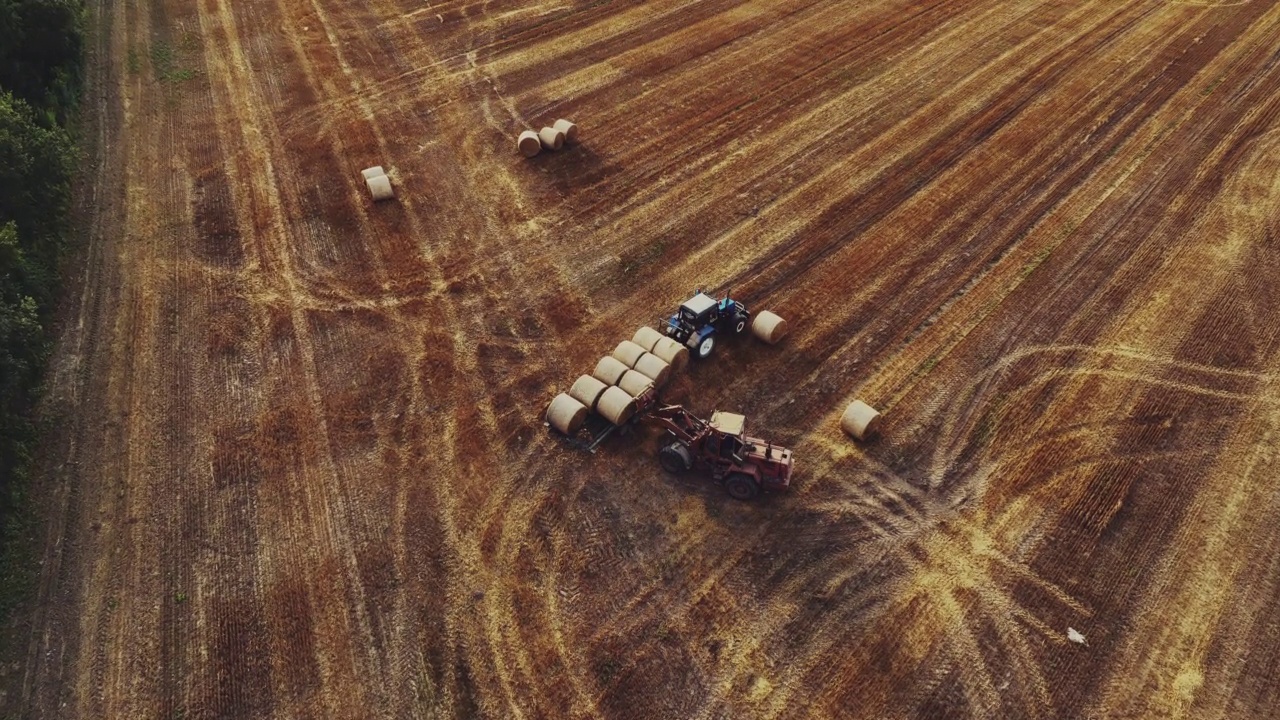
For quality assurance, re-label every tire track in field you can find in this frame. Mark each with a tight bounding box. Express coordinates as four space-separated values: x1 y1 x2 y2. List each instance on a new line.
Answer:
713 2 1170 303
22 0 139 712
248 0 587 711
816 0 1280 444
319 0 637 710
193 1 409 714
808 16 1280 712
458 2 1090 696
747 43 1280 702
79 0 213 712
501 5 1187 691
518 0 968 235
488 4 1187 707
317 4 578 712
24 0 1280 716
198 0 529 707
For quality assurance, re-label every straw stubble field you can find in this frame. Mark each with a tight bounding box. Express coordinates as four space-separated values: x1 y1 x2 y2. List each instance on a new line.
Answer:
5 0 1280 717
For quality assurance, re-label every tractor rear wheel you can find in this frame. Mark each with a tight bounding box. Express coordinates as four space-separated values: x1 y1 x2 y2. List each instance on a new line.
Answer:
696 335 715 359
659 442 693 474
725 473 760 501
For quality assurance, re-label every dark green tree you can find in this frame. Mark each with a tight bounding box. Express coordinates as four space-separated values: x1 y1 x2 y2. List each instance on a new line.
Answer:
0 0 84 120
0 91 76 307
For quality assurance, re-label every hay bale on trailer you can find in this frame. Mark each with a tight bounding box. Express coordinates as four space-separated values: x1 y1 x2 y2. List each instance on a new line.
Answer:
592 356 629 386
546 394 588 435
569 375 609 409
632 353 671 388
632 326 664 352
596 386 637 426
617 369 654 398
650 336 689 372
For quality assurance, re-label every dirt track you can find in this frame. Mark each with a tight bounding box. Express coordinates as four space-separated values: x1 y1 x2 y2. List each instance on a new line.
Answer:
4 0 1280 717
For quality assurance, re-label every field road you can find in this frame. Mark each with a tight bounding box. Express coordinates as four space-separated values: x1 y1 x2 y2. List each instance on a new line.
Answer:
3 0 1280 717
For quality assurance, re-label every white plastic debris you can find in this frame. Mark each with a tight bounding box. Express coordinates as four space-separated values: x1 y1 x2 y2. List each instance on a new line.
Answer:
1067 627 1086 644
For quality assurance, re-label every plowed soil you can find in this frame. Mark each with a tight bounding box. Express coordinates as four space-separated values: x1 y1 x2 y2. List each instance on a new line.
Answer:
4 0 1280 717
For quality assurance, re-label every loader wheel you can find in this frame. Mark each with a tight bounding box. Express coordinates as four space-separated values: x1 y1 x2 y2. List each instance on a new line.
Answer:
725 473 760 501
696 335 715 360
659 442 693 474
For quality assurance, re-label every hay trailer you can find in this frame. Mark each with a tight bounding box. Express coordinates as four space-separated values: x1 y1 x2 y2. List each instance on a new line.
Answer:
548 384 663 453
547 389 795 500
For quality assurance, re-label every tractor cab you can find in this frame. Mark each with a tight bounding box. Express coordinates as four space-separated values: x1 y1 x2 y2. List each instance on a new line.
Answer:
707 411 747 461
674 292 719 331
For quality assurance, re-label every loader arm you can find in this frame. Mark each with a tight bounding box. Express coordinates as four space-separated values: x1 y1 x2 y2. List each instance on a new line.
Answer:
639 404 708 445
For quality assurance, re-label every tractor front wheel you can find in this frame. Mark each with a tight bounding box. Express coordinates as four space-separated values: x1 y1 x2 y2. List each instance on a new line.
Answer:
725 473 760 501
659 442 693 474
733 315 748 334
696 335 715 359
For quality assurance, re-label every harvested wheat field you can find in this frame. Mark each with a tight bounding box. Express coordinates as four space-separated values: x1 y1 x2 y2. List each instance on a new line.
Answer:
5 0 1280 716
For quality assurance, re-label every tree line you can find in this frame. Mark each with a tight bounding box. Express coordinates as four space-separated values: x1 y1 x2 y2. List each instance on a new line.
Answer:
1 0 84 609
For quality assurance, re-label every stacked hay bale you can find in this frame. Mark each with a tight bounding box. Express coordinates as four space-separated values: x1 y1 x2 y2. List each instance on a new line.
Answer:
546 394 587 435
592 357 629 386
518 118 579 159
632 327 689 372
518 130 541 157
612 340 671 388
538 126 565 151
595 386 637 425
569 375 609 409
361 166 395 201
552 119 578 144
616 370 654 398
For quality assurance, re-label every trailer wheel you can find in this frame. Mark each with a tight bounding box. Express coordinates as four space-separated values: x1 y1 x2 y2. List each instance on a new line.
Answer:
725 473 760 501
659 442 693 473
696 335 715 359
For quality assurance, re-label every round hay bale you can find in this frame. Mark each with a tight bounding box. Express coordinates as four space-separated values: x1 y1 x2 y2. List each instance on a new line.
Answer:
596 386 637 426
367 174 395 202
553 118 579 144
840 400 882 441
592 356 629 386
546 393 587 435
751 310 787 344
361 165 386 180
568 375 608 409
632 353 671 388
632 326 664 352
612 340 648 368
538 126 565 151
650 336 690 373
617 369 654 398
517 130 541 158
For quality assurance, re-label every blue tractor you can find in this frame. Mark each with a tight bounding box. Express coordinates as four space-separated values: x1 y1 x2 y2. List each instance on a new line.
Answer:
663 290 751 360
